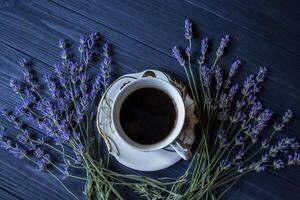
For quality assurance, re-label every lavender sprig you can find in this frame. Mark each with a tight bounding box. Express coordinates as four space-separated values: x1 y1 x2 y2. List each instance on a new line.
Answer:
172 46 185 67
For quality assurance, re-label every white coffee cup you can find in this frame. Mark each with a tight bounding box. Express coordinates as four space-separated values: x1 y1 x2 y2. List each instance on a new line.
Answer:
111 77 192 160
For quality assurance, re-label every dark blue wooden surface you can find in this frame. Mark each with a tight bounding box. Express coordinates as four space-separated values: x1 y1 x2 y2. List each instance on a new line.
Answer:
0 0 299 199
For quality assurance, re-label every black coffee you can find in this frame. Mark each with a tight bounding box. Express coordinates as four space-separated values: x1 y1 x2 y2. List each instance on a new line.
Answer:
120 87 176 145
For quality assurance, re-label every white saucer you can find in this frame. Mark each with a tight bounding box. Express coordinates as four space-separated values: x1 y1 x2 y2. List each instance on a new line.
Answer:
96 70 198 171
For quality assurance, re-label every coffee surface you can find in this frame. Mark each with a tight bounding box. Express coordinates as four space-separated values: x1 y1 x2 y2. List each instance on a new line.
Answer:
120 87 176 145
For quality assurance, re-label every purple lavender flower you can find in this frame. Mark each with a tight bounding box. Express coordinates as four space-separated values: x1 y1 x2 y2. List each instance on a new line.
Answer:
185 47 191 57
218 94 227 109
198 38 209 64
24 87 37 103
261 139 269 149
18 58 30 67
261 154 269 163
235 136 244 146
254 164 266 173
287 153 300 165
229 60 241 78
241 75 255 96
44 75 59 98
225 60 241 88
214 65 223 90
201 38 208 57
249 101 263 119
54 64 66 87
73 144 84 163
9 144 25 159
95 43 112 92
15 106 25 115
0 139 11 150
184 19 192 40
61 49 68 60
220 159 231 170
228 84 239 102
73 143 84 155
16 130 30 145
256 67 267 83
236 100 246 110
282 109 293 123
59 163 69 180
269 145 279 157
58 39 67 49
216 35 230 57
34 147 44 159
201 65 211 88
37 154 51 171
218 110 228 122
72 131 80 141
234 150 245 161
9 78 22 94
172 46 185 67
273 159 284 170
21 66 33 84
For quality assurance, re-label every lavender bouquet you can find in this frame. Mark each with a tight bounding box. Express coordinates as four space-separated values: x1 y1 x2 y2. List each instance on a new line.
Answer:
0 34 167 200
168 19 300 200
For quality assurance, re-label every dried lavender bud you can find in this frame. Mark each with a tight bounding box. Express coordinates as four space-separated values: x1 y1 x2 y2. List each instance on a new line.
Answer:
9 144 25 159
73 143 84 155
201 65 211 88
37 154 51 171
241 75 255 96
234 150 245 161
254 164 266 173
249 101 262 119
235 136 244 145
172 46 185 67
21 63 33 83
273 159 284 170
214 65 223 90
185 47 191 57
261 139 269 149
261 154 269 163
58 39 67 49
225 60 241 88
61 49 69 60
0 138 11 150
282 109 293 123
54 64 66 87
59 163 70 180
256 67 267 83
287 153 300 165
216 35 230 57
34 147 44 159
269 145 279 157
9 78 22 94
228 84 238 103
184 19 192 40
44 75 59 98
18 58 30 67
220 159 231 170
16 131 30 145
229 60 241 79
218 110 228 122
198 38 209 65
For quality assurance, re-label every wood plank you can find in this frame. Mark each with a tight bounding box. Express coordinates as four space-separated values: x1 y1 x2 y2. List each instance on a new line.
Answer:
185 0 300 55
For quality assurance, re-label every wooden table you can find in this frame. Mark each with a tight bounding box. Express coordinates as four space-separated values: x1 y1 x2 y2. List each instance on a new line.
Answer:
0 0 299 199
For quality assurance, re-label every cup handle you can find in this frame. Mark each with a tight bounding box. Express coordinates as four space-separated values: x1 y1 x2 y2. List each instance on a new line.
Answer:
170 139 192 160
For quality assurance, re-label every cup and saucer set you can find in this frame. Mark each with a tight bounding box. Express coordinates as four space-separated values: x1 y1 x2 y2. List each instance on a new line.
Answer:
96 70 198 171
